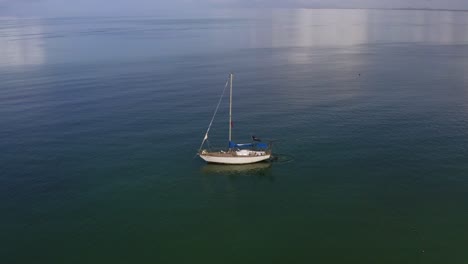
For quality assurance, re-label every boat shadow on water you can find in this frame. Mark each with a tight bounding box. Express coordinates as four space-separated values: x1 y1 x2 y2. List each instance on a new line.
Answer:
201 162 273 178
199 153 292 180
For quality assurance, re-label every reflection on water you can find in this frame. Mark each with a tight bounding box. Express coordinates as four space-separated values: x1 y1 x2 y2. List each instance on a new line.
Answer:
2 9 467 67
245 9 468 50
271 9 369 47
201 162 272 176
365 10 468 44
200 163 274 196
0 18 45 67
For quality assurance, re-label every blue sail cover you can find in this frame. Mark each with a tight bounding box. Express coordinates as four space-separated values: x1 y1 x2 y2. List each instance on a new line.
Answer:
229 141 268 149
255 142 269 149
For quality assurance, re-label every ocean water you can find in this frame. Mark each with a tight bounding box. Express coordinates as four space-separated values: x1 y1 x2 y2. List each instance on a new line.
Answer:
1 9 468 263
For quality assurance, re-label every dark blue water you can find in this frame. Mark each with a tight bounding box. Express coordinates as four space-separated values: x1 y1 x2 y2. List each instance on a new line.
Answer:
1 9 468 263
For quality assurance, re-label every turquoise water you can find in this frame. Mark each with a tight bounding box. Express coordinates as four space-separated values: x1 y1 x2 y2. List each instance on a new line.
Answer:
1 9 468 263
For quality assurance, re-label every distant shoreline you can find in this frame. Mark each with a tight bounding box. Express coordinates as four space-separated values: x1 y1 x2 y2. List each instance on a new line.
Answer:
297 7 468 13
1 6 468 20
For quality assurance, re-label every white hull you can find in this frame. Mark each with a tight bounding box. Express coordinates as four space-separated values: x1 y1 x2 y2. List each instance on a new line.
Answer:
199 154 271 164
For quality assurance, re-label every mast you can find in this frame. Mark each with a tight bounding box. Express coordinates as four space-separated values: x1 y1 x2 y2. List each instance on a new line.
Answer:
229 73 233 143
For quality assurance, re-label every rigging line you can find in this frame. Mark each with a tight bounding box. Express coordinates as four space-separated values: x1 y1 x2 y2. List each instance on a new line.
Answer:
197 76 230 153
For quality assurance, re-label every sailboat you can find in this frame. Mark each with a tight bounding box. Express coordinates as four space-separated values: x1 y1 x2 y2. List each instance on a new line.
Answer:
198 73 272 164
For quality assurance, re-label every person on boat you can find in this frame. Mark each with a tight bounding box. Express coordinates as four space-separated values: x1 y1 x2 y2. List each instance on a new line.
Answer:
252 135 261 142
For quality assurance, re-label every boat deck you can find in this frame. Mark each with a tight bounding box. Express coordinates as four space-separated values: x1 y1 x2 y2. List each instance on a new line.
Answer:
200 150 270 157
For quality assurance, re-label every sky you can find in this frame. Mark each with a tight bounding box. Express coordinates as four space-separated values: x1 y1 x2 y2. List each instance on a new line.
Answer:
1 0 468 17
